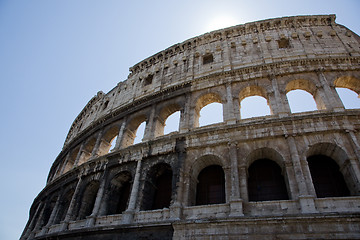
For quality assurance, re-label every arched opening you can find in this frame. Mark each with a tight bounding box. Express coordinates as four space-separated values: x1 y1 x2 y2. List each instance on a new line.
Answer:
41 196 57 227
248 159 289 201
199 103 223 126
104 172 132 215
77 181 100 220
239 85 271 119
196 165 225 205
108 136 117 152
122 115 147 147
63 147 79 173
53 189 74 224
335 88 360 109
97 126 120 155
307 155 350 198
78 137 96 165
240 96 271 119
141 163 173 210
164 111 180 135
195 93 223 127
133 121 146 144
286 90 318 113
285 79 324 113
154 103 182 137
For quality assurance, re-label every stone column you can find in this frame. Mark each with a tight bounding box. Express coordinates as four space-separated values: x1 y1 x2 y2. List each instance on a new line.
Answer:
344 130 360 194
90 130 104 158
238 166 248 202
122 159 142 224
143 106 155 141
86 169 108 227
21 202 43 240
58 153 71 175
224 83 237 125
42 193 62 233
27 205 45 239
228 142 244 217
299 156 317 197
287 136 317 213
114 121 126 150
179 92 192 133
316 70 344 111
73 143 85 167
170 139 186 220
60 177 83 231
270 76 291 117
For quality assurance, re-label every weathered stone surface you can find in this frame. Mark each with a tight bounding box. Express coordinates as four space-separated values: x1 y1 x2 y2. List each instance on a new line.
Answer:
22 15 360 240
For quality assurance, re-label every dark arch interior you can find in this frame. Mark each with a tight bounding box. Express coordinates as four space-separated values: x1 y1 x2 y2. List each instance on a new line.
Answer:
196 165 225 205
54 189 74 224
248 159 289 201
142 164 173 210
307 155 350 198
105 173 132 215
77 181 100 220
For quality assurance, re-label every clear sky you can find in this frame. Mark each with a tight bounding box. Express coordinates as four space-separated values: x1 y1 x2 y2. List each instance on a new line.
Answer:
0 0 359 239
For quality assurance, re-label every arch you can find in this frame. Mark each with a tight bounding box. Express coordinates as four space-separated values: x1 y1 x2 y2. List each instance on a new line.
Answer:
239 85 268 102
196 165 225 205
141 163 173 210
306 142 358 195
76 180 100 220
154 103 182 137
98 125 120 155
239 85 271 119
133 122 146 144
102 171 132 215
78 137 96 165
334 76 360 94
245 147 286 169
333 77 360 109
164 111 180 135
306 143 349 167
53 188 74 224
247 159 289 201
285 79 325 112
122 115 147 147
307 155 350 198
63 147 79 173
189 154 227 206
335 88 360 109
195 92 223 127
40 195 57 227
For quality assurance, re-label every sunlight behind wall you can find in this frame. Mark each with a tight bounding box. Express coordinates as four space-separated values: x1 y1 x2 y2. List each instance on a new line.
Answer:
240 96 271 119
164 111 180 135
109 136 117 152
336 88 360 109
199 103 223 127
134 122 146 144
287 90 318 113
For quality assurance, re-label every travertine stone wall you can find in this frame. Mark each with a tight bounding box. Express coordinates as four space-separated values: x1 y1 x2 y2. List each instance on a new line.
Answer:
22 15 360 240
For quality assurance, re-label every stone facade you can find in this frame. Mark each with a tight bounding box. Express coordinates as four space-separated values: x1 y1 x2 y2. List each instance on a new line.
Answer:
22 15 360 240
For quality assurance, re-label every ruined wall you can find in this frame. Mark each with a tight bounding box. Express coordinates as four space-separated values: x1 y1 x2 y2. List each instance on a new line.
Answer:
22 15 360 240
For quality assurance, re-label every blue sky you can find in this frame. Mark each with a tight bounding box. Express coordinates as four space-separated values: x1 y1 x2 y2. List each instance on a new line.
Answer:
0 0 359 239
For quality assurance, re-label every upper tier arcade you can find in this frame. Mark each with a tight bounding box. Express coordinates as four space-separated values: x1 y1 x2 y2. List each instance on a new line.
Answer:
62 14 359 149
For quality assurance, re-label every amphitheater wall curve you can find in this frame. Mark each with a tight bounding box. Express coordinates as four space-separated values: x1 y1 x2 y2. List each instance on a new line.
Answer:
22 15 360 240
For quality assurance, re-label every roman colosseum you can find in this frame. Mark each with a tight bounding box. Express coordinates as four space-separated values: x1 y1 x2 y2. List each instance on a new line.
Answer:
21 15 360 239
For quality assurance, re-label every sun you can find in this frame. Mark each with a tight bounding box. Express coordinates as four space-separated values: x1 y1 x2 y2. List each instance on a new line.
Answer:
205 15 240 32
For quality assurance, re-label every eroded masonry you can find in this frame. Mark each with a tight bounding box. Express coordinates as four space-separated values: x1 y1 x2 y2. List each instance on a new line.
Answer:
22 15 360 240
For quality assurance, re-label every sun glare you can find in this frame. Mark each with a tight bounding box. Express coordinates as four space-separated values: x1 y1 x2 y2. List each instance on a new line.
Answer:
205 16 239 32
